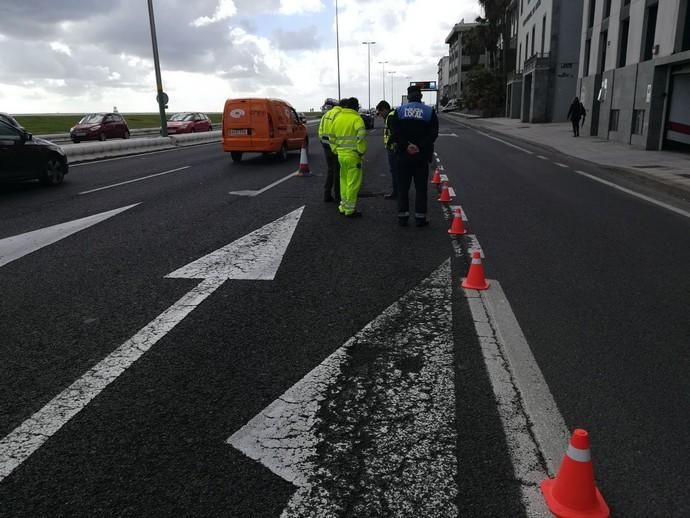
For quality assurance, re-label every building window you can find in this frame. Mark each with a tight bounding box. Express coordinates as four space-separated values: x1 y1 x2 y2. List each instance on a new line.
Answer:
526 33 530 59
584 38 592 76
681 0 690 51
632 109 645 135
599 30 608 73
609 109 620 131
642 3 658 61
588 0 596 28
531 25 536 56
604 0 612 19
618 18 629 68
518 43 522 71
541 15 546 54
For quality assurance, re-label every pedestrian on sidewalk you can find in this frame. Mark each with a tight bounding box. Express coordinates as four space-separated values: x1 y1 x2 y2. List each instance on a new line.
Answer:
389 85 439 227
567 97 586 137
331 97 367 218
318 98 342 203
375 100 398 200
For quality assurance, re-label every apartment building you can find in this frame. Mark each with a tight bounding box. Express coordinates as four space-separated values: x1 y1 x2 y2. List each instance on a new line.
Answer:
438 56 450 102
578 0 690 149
506 0 584 122
444 21 487 100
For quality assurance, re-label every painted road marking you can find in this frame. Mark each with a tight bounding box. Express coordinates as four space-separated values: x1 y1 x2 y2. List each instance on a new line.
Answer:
78 166 190 195
229 260 458 516
537 155 549 160
554 162 569 168
573 170 690 220
229 171 297 197
69 142 217 168
474 129 534 154
0 207 305 482
0 204 139 268
438 132 459 137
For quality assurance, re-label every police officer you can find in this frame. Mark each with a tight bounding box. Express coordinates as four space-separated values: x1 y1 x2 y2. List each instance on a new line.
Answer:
318 98 342 202
331 97 367 217
375 100 398 200
389 85 439 227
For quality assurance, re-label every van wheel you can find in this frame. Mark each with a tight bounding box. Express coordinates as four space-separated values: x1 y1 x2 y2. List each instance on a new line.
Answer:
278 142 288 161
231 152 243 163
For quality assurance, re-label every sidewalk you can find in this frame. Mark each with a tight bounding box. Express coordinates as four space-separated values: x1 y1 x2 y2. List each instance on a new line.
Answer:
447 114 690 195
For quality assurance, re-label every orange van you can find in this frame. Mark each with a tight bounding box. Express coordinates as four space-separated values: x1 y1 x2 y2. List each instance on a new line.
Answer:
222 98 308 163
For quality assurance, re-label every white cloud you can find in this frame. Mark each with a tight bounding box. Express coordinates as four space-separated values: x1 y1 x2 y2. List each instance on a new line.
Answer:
192 0 238 27
279 0 323 15
49 41 72 56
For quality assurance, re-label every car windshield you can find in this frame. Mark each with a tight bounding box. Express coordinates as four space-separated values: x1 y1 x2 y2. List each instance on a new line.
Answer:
79 114 104 124
169 113 193 121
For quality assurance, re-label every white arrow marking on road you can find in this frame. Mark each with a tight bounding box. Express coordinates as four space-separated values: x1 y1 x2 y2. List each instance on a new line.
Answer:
228 260 458 516
0 206 305 482
0 204 140 268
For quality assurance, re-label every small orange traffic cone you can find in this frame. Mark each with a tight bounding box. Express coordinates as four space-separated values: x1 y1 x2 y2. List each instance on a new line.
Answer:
438 182 452 203
461 251 489 290
431 168 442 185
296 140 312 177
541 429 609 518
448 208 467 235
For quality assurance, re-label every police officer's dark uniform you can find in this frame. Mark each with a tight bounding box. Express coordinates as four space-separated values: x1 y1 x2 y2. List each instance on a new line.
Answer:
389 85 439 226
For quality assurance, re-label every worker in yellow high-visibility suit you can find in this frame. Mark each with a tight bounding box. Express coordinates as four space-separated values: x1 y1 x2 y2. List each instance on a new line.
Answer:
317 98 343 202
330 97 367 217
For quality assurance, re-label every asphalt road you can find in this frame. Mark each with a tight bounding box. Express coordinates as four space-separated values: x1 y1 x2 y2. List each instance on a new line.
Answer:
1 117 688 517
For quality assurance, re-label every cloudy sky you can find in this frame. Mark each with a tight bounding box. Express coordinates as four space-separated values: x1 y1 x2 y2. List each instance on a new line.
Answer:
0 0 480 114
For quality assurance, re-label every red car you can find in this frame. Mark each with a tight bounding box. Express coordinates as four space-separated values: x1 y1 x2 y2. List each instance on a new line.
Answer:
70 113 130 143
166 112 213 134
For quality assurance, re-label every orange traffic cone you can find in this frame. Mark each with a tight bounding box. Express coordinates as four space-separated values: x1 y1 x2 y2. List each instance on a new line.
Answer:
438 182 452 203
431 168 442 185
448 208 467 235
541 429 609 518
461 251 489 290
296 140 312 177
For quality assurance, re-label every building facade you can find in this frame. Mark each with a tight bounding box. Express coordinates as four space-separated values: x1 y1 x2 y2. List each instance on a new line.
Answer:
445 21 487 101
578 0 690 149
438 56 450 102
506 0 584 122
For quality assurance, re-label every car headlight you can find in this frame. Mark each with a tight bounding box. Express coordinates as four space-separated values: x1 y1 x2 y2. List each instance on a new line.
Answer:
69 126 75 132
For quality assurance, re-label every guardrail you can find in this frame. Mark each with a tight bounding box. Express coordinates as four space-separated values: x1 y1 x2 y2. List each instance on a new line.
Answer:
40 123 222 145
61 130 222 163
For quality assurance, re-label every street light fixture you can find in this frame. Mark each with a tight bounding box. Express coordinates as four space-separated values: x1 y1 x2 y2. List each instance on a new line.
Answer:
147 0 167 136
335 0 341 99
362 41 376 111
378 60 388 102
388 71 397 107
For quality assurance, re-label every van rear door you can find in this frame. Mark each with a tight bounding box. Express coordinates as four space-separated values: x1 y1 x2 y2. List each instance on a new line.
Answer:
224 100 255 146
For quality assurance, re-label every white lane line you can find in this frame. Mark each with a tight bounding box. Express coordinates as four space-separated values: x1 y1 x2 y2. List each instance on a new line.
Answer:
474 129 534 154
536 155 548 160
69 142 217 167
78 166 190 195
464 284 554 517
573 170 690 220
229 171 297 197
554 162 569 168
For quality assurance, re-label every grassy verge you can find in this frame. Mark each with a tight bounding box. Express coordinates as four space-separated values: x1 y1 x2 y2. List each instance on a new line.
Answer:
15 113 223 135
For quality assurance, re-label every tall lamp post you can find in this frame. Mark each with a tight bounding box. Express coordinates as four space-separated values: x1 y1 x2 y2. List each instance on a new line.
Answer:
335 0 341 99
378 60 388 102
387 71 397 107
147 0 167 137
362 41 376 111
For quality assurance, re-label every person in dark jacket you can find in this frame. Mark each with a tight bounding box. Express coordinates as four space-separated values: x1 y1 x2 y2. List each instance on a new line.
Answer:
389 85 439 227
567 97 586 137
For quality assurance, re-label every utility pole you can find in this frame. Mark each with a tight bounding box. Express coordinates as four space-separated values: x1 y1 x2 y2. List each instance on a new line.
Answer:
378 60 388 102
362 42 376 111
147 0 168 137
335 0 341 99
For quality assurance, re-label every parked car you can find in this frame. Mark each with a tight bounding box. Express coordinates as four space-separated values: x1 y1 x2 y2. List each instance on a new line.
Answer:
166 112 213 134
222 98 308 163
0 119 68 185
440 98 461 112
70 112 130 143
0 112 25 132
359 109 375 129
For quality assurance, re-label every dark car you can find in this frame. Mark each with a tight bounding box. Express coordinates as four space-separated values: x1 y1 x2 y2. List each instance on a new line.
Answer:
0 120 68 185
0 112 25 132
359 109 375 129
166 112 213 134
70 112 130 143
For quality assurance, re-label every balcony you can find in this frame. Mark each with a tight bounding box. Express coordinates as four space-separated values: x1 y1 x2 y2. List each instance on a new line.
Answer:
524 52 551 73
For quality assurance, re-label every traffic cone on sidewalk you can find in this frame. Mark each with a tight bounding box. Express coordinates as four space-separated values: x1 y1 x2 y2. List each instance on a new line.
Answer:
448 208 467 235
541 429 609 518
431 168 442 185
438 181 452 203
296 140 312 177
461 251 489 290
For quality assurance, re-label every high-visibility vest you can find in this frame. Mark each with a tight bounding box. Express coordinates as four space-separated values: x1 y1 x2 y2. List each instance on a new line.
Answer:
331 108 367 157
318 106 342 145
383 110 395 150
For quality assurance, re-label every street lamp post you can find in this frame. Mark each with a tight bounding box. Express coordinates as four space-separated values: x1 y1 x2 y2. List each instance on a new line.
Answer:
146 0 167 137
335 0 341 99
388 71 397 107
362 41 376 111
378 60 388 102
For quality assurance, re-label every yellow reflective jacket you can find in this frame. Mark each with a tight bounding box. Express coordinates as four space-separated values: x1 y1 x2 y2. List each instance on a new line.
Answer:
331 108 367 157
318 106 342 146
383 110 395 150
